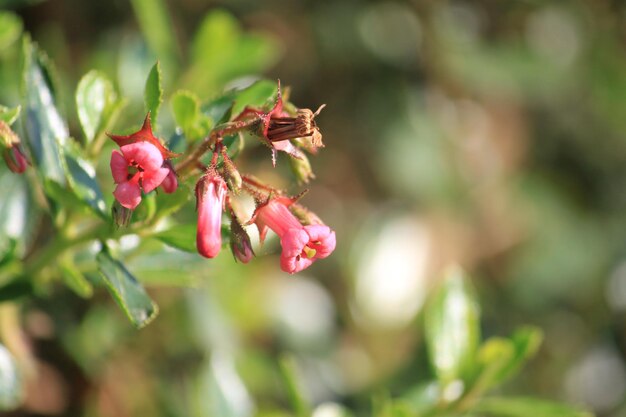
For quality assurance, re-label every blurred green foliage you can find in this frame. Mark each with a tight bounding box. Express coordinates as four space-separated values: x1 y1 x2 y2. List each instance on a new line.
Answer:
1 0 626 416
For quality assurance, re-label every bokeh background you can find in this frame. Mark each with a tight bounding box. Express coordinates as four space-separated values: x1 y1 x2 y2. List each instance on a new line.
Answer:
2 0 626 416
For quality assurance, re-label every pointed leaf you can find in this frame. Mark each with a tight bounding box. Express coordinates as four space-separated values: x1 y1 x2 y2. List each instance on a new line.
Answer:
475 397 593 417
231 80 278 116
22 37 68 186
171 90 210 140
60 261 93 298
0 106 20 126
97 250 159 328
495 326 543 384
76 70 121 143
425 266 481 385
144 61 163 125
0 343 22 411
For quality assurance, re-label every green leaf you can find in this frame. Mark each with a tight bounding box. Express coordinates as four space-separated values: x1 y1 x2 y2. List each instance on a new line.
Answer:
186 9 281 95
424 265 481 385
96 250 159 328
0 280 33 303
129 0 177 72
76 70 123 143
493 327 543 384
0 105 20 125
144 61 163 125
474 397 593 417
0 169 30 256
279 355 310 417
230 80 278 116
153 224 197 253
62 142 107 218
0 12 22 51
171 90 211 140
0 343 22 411
21 37 68 186
60 261 93 298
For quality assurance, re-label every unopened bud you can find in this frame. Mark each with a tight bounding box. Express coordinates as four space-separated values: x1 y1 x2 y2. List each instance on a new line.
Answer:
221 148 242 193
230 212 254 263
112 201 133 228
288 153 315 185
290 203 323 226
3 145 28 174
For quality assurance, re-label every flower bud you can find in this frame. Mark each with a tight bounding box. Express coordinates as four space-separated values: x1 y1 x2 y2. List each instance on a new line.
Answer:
229 213 254 263
288 153 315 184
112 201 133 228
221 148 242 193
196 171 227 258
2 145 28 174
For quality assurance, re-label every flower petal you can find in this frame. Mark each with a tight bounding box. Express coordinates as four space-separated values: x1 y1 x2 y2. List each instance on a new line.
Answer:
141 167 169 193
120 142 163 171
110 150 128 184
304 225 336 259
280 252 314 274
113 182 142 209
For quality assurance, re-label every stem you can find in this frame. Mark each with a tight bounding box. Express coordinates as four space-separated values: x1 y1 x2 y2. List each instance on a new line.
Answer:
174 119 258 177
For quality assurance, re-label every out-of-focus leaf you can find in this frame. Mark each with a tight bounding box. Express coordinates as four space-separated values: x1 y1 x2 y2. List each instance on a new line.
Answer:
0 280 33 302
402 382 440 416
60 261 93 298
425 266 480 385
171 90 211 140
230 80 278 116
279 355 310 417
0 343 22 411
186 9 280 95
474 397 593 417
312 403 354 417
76 70 124 144
203 91 236 125
0 12 22 51
0 169 30 256
195 352 254 417
62 142 107 218
154 183 190 218
144 61 163 125
0 105 20 125
153 224 196 253
129 0 177 72
96 250 158 328
493 326 543 385
22 37 68 186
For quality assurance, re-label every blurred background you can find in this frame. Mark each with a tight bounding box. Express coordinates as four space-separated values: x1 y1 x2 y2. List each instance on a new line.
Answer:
2 0 626 416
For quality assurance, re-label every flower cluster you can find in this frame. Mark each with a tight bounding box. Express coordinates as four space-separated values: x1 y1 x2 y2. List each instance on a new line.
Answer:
107 82 335 274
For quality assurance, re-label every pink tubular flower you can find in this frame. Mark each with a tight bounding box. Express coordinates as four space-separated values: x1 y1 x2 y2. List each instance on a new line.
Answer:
253 197 336 274
196 172 228 258
110 142 169 209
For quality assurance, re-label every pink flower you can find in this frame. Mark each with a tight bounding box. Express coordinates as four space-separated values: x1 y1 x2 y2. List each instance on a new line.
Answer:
110 142 169 209
3 144 29 174
160 161 178 194
196 172 228 258
253 197 336 274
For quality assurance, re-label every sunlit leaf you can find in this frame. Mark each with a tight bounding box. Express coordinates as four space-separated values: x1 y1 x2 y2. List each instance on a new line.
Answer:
474 397 593 417
97 250 159 328
0 105 20 125
230 80 278 116
153 223 196 253
171 90 211 140
22 37 68 186
144 61 163 125
0 12 22 51
62 142 107 218
0 168 30 256
76 70 124 144
424 265 480 385
0 343 22 411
